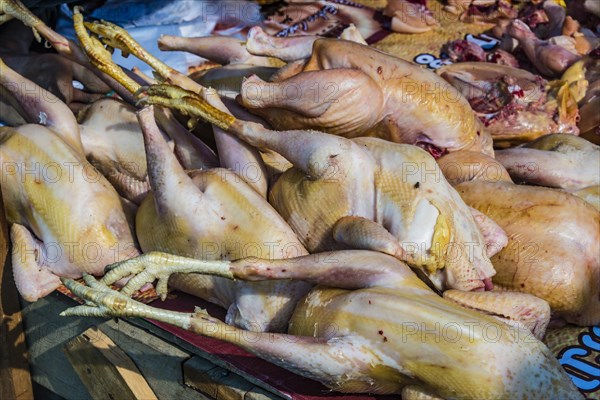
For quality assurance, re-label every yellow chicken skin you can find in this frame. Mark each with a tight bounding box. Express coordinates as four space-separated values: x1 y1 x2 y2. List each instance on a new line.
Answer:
235 31 493 159
0 57 138 301
456 180 600 326
495 134 600 191
266 134 498 292
77 98 152 203
133 107 311 332
0 125 138 301
120 82 497 293
61 251 581 399
437 151 513 186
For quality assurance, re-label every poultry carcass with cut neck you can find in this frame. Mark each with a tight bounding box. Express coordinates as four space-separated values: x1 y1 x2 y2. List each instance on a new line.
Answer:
61 249 578 399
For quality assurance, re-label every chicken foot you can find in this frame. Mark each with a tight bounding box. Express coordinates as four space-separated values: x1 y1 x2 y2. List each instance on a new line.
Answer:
79 14 268 196
1 0 139 103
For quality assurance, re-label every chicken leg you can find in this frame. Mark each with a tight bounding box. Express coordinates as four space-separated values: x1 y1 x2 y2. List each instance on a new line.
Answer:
494 133 600 191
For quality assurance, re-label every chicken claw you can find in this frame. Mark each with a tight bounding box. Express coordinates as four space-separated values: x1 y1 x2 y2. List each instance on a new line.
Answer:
137 84 235 131
0 0 42 38
84 18 173 79
101 252 234 300
61 275 195 328
73 7 140 94
80 16 202 93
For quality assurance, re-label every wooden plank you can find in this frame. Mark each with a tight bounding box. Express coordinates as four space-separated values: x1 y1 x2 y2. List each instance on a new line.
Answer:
84 327 157 399
63 327 156 400
245 386 286 400
0 185 34 400
63 333 135 400
184 355 259 400
20 291 204 400
97 319 207 400
20 292 107 400
183 356 222 398
128 317 292 400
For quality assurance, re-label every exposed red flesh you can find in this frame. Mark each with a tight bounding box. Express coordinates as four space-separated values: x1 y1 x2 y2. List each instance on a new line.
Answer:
417 142 448 159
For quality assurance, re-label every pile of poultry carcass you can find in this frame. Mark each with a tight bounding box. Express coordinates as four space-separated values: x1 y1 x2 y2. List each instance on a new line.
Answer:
0 0 598 398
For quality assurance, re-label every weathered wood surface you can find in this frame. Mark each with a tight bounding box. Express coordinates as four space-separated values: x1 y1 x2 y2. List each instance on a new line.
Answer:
0 186 34 400
183 356 284 400
63 327 157 400
19 290 286 400
19 293 206 400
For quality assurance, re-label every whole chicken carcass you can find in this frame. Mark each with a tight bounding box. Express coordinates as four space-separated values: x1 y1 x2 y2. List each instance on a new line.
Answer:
0 59 139 301
0 59 216 205
61 250 579 399
456 180 600 326
132 106 311 332
239 28 493 158
181 27 493 159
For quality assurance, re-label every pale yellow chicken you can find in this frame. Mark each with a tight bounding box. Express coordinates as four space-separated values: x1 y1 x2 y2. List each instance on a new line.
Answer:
61 250 580 399
55 15 582 399
169 26 494 159
133 106 311 332
435 150 600 325
456 180 600 326
0 59 138 301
